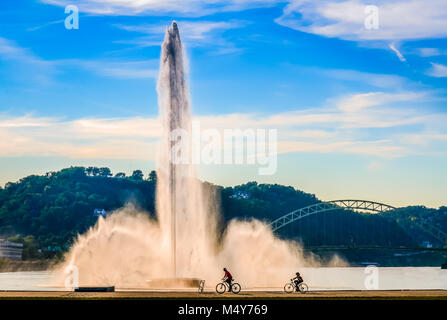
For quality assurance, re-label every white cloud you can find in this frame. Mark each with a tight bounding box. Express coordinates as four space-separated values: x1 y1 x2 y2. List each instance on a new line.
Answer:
0 38 46 65
1 89 446 161
65 59 159 79
0 116 160 160
0 115 56 128
117 21 242 40
321 68 408 89
398 132 447 145
288 130 335 139
275 0 447 41
27 19 65 32
416 48 443 57
0 37 56 85
426 63 447 77
114 20 244 54
41 0 277 16
336 91 425 112
0 36 160 81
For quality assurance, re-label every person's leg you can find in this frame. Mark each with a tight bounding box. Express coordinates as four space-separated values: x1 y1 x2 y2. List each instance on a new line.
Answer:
227 278 232 292
294 281 299 291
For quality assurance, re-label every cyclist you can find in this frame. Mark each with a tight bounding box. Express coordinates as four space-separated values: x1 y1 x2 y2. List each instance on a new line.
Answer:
223 268 233 292
292 272 304 292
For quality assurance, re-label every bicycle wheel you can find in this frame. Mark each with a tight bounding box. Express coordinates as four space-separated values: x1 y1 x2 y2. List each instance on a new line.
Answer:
216 283 226 294
298 283 308 294
284 283 294 293
231 283 241 294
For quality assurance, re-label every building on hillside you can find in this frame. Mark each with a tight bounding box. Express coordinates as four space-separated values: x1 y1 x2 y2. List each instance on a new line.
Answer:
421 240 433 248
230 191 251 200
0 239 23 260
93 208 107 217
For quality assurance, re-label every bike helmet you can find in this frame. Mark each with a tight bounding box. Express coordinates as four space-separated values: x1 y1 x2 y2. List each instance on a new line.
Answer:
223 267 227 271
296 272 300 276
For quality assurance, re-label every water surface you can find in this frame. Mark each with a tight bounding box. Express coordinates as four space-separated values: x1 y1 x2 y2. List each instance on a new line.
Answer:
1 267 446 291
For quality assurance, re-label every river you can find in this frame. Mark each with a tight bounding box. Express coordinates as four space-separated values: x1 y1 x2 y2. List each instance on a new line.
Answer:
0 267 446 291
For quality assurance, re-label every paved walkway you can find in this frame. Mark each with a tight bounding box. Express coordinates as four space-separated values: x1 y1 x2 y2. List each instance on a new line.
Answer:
0 290 447 299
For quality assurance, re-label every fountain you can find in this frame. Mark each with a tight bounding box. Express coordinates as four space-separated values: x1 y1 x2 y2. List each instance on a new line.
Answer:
57 22 335 290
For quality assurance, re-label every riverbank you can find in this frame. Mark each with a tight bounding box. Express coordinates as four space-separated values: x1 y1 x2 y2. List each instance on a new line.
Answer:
311 248 447 267
0 259 55 272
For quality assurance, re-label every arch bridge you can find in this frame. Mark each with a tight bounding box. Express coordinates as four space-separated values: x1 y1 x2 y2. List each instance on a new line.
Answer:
269 199 447 244
270 200 396 232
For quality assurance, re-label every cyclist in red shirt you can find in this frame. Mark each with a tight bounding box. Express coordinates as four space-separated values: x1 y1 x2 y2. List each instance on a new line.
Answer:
223 268 233 292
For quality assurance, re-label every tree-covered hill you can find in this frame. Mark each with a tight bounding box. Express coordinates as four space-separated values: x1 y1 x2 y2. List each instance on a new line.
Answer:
382 206 447 247
0 167 446 260
220 181 319 222
220 183 415 247
0 167 156 258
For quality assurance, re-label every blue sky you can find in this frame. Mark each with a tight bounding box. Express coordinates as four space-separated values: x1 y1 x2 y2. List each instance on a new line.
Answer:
0 0 446 208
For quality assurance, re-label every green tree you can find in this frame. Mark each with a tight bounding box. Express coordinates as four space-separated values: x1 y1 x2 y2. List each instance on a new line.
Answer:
92 167 100 176
131 170 144 181
99 167 112 177
85 167 94 176
148 170 157 182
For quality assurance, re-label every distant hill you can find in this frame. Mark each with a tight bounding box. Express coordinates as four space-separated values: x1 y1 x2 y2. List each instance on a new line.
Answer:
0 167 445 260
220 183 416 247
382 206 447 247
0 167 156 258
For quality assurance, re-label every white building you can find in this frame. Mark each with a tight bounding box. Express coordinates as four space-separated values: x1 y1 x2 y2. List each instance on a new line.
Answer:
421 240 433 248
0 239 23 260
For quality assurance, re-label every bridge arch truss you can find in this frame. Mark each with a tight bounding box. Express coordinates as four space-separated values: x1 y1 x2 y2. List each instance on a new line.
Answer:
270 200 396 232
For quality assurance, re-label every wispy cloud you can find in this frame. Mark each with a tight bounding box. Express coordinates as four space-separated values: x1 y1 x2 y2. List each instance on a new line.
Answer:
336 91 424 113
426 62 447 77
276 0 447 41
0 37 56 85
0 36 159 81
41 0 277 16
2 87 446 160
415 47 444 57
27 19 65 32
389 43 406 62
275 0 447 63
61 59 159 79
0 38 43 63
116 21 242 40
114 20 245 54
0 115 160 160
314 68 409 89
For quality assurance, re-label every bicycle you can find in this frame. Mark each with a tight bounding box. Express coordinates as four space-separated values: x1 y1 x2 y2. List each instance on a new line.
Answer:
216 279 241 294
284 279 309 293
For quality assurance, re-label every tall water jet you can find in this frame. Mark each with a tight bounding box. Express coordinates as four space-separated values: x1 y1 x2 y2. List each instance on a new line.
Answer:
157 21 184 277
156 21 216 279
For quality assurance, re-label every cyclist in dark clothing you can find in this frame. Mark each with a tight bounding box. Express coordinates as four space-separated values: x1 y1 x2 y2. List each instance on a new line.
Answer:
223 268 233 292
292 272 303 292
